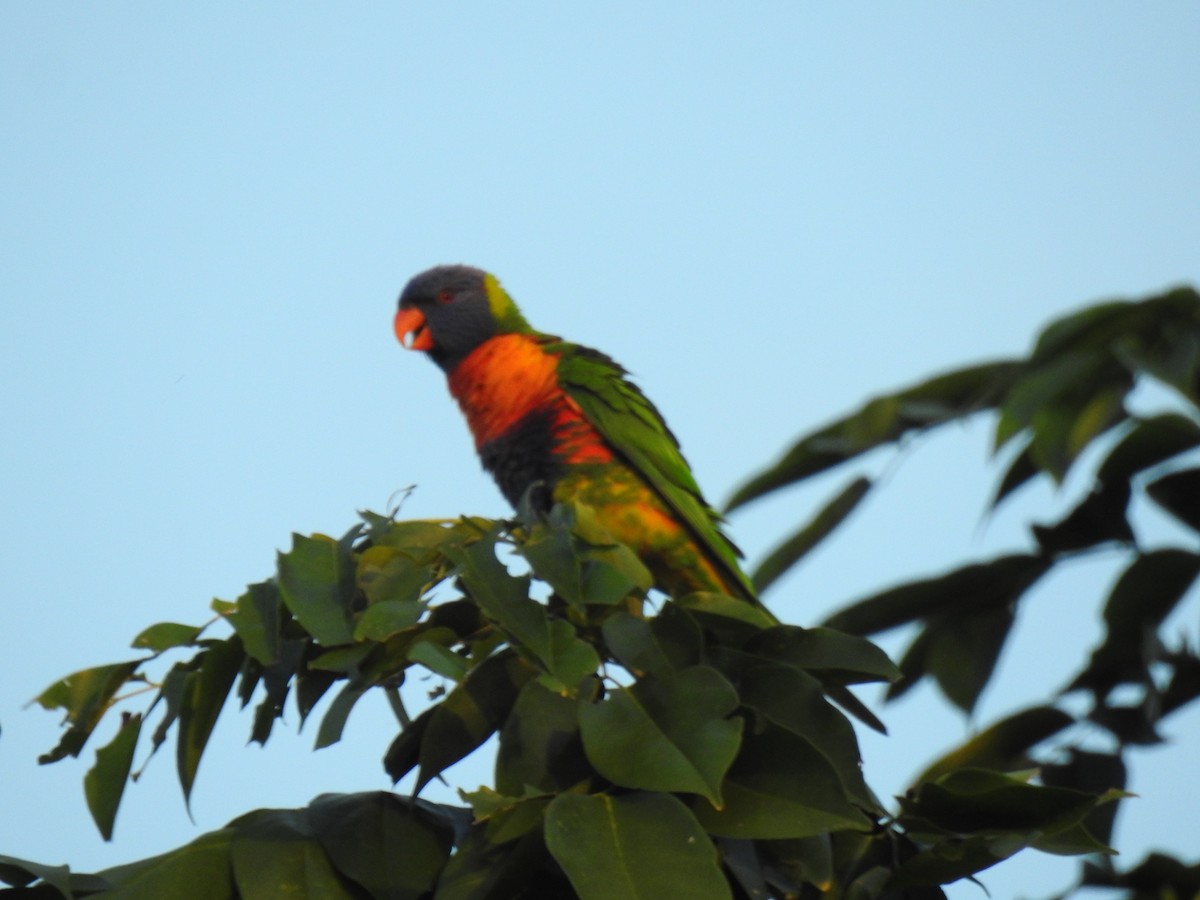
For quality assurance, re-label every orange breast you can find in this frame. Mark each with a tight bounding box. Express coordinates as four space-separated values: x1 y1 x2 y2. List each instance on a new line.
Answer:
447 334 614 465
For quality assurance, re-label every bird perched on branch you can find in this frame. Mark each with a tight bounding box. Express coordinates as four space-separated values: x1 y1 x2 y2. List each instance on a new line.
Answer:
393 264 758 606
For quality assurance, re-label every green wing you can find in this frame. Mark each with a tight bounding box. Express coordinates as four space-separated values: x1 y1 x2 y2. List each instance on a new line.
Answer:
550 339 756 600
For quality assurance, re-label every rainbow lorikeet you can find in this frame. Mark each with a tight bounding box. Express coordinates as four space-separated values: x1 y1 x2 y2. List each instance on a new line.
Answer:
393 265 758 605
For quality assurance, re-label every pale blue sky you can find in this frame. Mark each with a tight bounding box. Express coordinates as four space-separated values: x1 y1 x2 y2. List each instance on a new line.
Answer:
2 5 1198 897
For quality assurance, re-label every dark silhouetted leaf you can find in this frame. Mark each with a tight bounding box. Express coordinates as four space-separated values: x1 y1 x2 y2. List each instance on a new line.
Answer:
926 603 1016 714
752 477 871 593
727 361 1021 510
1041 750 1127 847
1088 702 1163 746
988 441 1040 511
913 706 1074 786
1071 549 1200 697
1032 480 1134 555
824 555 1050 637
900 768 1107 842
545 792 730 900
1097 413 1200 485
1082 851 1200 895
1146 467 1200 532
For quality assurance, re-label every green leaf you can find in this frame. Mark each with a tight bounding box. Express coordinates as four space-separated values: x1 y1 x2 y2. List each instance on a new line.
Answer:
178 637 244 808
746 626 899 684
674 591 777 634
250 638 306 745
36 660 142 764
84 713 143 840
752 476 871 594
406 650 538 793
295 659 338 729
354 599 424 642
219 581 282 665
431 817 554 900
824 554 1050 636
518 503 652 607
0 854 80 896
732 659 874 809
356 544 434 607
309 643 371 674
692 724 872 838
313 682 370 750
545 792 732 900
229 808 357 899
579 666 741 807
1111 288 1200 402
496 682 592 796
446 539 599 691
406 636 470 682
998 349 1133 479
1031 299 1137 360
372 517 492 561
277 533 355 646
310 792 456 900
601 604 703 678
727 361 1020 510
443 540 534 636
131 622 204 652
97 828 236 899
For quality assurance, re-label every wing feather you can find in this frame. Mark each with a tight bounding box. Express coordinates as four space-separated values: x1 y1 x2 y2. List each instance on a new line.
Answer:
550 339 755 600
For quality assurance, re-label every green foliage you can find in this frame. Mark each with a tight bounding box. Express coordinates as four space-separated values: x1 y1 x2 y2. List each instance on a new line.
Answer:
730 285 1200 895
9 285 1200 898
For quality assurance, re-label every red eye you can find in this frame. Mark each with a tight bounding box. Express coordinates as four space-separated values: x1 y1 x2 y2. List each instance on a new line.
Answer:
436 289 454 305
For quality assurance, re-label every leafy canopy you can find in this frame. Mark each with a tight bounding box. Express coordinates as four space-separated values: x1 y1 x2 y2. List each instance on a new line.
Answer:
8 285 1200 899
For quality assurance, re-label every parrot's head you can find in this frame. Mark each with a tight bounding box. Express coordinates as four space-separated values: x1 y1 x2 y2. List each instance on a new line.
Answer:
394 265 531 371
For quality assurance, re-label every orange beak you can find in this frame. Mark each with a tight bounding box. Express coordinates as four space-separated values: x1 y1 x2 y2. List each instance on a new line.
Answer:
394 307 434 351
